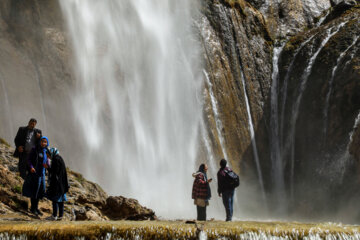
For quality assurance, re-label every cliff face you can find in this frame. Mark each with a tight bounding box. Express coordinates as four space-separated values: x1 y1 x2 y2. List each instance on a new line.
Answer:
200 0 360 219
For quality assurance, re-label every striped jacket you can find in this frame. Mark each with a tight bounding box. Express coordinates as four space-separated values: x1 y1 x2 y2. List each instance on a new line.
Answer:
192 172 209 200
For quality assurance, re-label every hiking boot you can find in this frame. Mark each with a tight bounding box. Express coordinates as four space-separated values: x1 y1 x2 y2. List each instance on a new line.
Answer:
46 215 57 221
57 216 63 221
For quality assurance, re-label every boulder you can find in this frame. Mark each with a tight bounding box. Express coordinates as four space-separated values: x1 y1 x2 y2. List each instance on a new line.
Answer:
103 196 156 220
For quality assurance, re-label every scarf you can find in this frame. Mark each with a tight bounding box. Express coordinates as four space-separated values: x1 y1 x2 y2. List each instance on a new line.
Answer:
40 136 49 166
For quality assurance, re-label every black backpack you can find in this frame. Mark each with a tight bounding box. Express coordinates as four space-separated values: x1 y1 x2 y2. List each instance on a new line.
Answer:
224 169 240 188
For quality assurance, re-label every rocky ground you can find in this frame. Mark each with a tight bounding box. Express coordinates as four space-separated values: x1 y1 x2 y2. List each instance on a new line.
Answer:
0 139 156 221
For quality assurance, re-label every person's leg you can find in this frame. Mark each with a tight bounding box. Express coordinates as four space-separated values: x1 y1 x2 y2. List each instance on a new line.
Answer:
222 191 231 221
196 205 201 220
203 206 207 221
52 201 58 217
198 206 206 221
229 190 234 221
58 202 64 218
30 198 36 212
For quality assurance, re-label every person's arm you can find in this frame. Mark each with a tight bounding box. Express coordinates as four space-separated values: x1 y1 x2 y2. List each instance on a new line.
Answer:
14 127 24 151
196 174 207 185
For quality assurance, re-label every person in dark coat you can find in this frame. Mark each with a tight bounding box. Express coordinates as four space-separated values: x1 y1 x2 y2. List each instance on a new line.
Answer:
192 163 212 221
217 159 235 221
22 136 49 216
46 147 69 221
14 118 42 179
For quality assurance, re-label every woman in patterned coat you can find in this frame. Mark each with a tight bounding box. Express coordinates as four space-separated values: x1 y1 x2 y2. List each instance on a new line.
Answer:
192 163 212 221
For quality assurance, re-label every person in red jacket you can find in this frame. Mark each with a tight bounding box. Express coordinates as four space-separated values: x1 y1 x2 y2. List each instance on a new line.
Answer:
192 163 212 221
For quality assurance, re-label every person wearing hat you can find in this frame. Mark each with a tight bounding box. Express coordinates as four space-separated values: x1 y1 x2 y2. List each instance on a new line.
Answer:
22 136 49 216
46 147 69 221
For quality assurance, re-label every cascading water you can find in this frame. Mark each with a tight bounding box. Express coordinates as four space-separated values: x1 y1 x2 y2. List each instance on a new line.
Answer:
279 33 317 149
286 21 348 196
0 72 14 138
59 0 203 218
269 43 286 209
203 70 229 161
240 67 266 203
323 36 360 139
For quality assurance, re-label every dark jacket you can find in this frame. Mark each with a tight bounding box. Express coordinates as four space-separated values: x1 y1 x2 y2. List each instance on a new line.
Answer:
46 155 69 200
13 126 42 157
217 167 235 194
22 146 47 199
192 173 210 200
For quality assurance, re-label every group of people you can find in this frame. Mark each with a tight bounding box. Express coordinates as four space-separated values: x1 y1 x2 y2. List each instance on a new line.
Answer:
13 119 236 222
13 118 69 220
192 159 238 221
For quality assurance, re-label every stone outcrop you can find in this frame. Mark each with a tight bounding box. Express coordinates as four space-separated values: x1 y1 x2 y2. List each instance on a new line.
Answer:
0 141 156 221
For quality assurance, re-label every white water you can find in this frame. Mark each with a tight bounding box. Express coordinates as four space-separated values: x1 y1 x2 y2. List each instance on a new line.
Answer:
344 38 360 68
279 34 317 148
316 9 330 27
240 67 266 203
59 0 203 218
203 70 229 160
0 71 14 138
33 65 47 133
269 44 286 207
287 22 348 195
323 36 360 139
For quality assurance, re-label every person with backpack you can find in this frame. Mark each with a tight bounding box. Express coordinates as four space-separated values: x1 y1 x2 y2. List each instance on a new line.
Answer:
217 159 239 221
46 147 69 221
192 163 212 221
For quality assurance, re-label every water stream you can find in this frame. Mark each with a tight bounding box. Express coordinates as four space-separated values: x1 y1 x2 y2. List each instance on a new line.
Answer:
203 70 229 161
240 67 266 203
323 36 360 139
269 43 286 209
0 70 14 138
59 0 203 218
286 22 348 196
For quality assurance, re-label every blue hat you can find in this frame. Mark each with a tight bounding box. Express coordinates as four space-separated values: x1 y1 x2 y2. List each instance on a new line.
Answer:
40 136 49 147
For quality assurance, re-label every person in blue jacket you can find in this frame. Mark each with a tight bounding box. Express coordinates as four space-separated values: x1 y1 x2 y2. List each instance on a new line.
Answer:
22 136 50 216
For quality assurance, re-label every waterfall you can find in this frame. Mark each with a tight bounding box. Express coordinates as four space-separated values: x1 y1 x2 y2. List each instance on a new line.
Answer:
323 36 360 139
240 67 266 202
59 0 203 218
287 21 348 196
0 71 14 138
203 70 229 160
269 43 286 207
279 33 317 149
33 65 47 133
